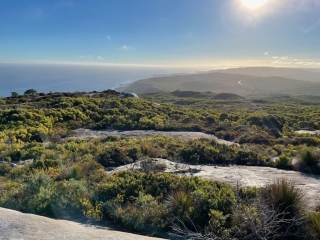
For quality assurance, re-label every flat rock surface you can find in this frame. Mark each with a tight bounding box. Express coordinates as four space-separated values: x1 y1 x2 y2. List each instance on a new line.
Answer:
110 159 320 209
295 130 320 135
66 129 239 146
0 208 163 240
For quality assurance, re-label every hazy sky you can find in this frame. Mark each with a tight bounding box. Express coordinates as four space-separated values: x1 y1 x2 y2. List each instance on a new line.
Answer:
1 0 320 67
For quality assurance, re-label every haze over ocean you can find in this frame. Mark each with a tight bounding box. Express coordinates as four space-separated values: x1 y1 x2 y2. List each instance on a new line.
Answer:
0 63 209 97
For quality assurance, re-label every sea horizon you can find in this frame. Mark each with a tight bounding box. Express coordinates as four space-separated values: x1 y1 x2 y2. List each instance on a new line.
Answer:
0 63 219 97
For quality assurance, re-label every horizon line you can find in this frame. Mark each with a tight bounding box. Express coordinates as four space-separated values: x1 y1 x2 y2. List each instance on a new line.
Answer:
1 59 320 69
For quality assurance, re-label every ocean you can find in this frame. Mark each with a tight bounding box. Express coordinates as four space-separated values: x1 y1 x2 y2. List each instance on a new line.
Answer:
0 63 212 97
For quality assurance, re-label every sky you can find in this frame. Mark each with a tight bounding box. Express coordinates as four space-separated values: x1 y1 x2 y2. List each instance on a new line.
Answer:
1 0 320 68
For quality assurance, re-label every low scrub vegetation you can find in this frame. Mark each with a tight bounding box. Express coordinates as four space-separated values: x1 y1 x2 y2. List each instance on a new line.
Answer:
297 148 320 174
0 90 319 238
1 153 319 239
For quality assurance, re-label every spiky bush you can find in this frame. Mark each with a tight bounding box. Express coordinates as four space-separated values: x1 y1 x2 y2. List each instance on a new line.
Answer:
258 178 308 239
298 148 320 174
261 178 306 216
300 149 318 166
166 190 196 220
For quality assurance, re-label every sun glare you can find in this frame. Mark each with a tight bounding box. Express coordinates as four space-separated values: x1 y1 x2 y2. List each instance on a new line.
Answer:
241 0 268 9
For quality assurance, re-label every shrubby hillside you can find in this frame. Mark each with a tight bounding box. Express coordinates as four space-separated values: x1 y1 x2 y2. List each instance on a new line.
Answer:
116 67 320 96
0 89 319 239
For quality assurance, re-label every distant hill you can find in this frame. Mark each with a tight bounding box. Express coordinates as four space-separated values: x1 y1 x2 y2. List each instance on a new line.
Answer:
213 67 320 83
116 69 320 96
169 90 244 100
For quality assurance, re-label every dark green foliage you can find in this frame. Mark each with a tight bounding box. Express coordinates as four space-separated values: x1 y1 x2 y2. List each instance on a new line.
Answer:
50 179 91 219
11 92 19 98
298 149 320 174
257 115 285 132
309 212 320 240
24 89 38 97
166 190 196 220
31 159 61 171
275 155 292 169
235 149 263 165
0 163 12 176
69 165 83 180
22 173 55 216
257 178 309 239
214 93 244 100
92 171 235 235
1 89 319 147
261 178 306 218
98 147 132 167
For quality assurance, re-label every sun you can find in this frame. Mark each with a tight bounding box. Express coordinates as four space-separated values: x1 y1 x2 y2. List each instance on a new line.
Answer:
241 0 269 9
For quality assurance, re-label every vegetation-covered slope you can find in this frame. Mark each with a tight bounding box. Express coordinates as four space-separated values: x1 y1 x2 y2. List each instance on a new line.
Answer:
117 68 320 96
0 89 320 239
213 67 320 83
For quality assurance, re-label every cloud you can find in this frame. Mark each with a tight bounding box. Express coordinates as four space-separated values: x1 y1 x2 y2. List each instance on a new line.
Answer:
78 55 93 59
272 56 288 60
271 58 320 66
97 56 104 61
120 45 135 51
264 52 269 55
106 35 111 40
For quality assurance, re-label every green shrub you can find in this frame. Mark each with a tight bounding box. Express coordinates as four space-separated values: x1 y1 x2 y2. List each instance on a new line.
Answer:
51 179 94 219
261 178 306 218
98 147 131 167
23 173 55 216
155 163 167 172
300 149 319 167
309 212 320 240
0 180 24 210
166 190 195 220
69 165 83 180
0 164 12 176
275 155 292 169
8 166 31 180
31 159 61 171
298 148 320 174
140 158 167 173
109 192 168 232
237 187 259 200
